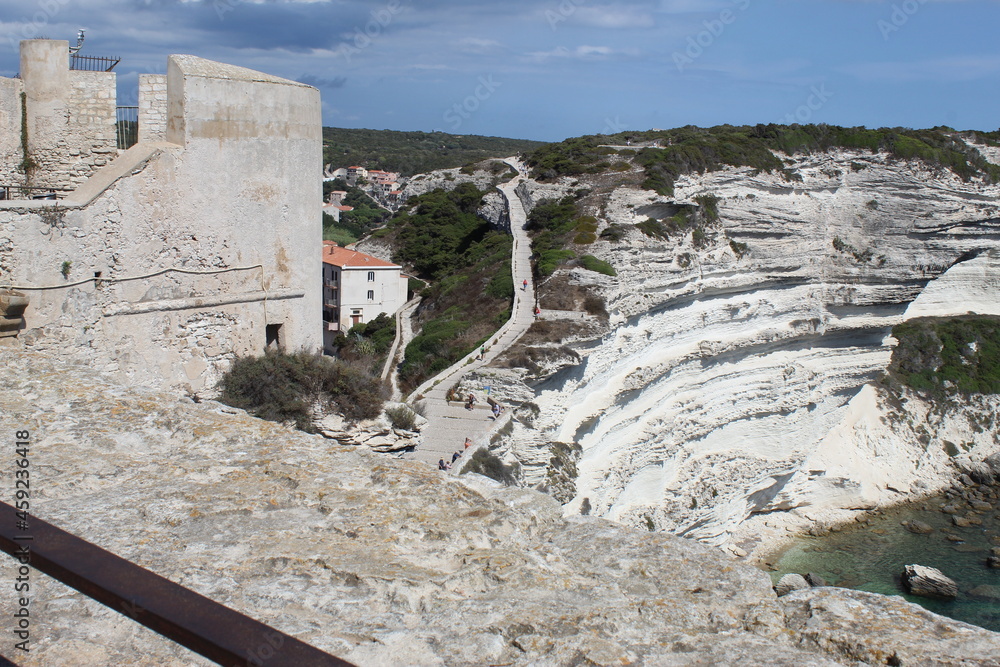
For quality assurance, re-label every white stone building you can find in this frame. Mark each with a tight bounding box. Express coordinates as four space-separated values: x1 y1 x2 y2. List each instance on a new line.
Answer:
0 40 322 394
322 241 407 352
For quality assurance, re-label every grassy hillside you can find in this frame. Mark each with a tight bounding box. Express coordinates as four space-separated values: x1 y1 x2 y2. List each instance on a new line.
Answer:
527 125 1000 197
372 183 514 393
323 127 545 176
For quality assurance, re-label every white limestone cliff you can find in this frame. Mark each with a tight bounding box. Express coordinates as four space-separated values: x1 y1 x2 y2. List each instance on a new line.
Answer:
500 148 1000 558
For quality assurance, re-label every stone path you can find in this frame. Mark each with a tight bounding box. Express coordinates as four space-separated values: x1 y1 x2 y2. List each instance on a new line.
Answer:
403 158 535 466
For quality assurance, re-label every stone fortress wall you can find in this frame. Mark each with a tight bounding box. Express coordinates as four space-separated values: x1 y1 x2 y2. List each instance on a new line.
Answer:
0 40 322 394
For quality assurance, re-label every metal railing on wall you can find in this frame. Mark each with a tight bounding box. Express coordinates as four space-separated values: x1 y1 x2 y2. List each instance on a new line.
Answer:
0 501 354 666
116 106 138 149
70 54 121 72
0 185 72 201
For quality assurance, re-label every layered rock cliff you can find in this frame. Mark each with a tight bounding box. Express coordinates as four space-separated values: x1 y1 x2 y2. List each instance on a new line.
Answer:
1 347 999 665
492 146 1000 558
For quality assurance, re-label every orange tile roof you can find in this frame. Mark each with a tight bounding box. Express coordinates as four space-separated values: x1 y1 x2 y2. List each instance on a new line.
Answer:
322 243 400 269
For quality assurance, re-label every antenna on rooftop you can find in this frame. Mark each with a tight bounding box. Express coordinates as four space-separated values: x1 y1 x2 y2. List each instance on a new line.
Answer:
68 29 85 55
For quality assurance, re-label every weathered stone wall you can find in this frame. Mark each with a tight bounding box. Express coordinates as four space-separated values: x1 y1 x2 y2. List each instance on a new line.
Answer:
138 73 167 143
15 40 118 192
0 77 24 189
0 51 322 395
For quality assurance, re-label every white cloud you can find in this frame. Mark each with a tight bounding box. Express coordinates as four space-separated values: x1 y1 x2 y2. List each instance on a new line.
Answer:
574 5 656 28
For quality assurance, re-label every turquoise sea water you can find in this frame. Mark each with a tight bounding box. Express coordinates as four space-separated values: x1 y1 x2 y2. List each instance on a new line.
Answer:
770 490 1000 632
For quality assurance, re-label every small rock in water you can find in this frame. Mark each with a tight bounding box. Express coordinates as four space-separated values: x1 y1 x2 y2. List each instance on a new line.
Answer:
775 573 809 597
901 564 958 599
944 533 965 543
941 504 961 515
967 584 1000 600
971 500 993 512
987 556 1000 569
805 572 827 587
904 520 934 535
952 516 973 528
991 547 1000 557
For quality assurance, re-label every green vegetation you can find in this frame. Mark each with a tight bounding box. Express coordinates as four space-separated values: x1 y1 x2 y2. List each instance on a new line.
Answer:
322 127 544 177
527 125 1000 197
463 448 520 485
579 255 617 276
322 180 390 246
330 313 396 375
887 317 1000 396
60 261 71 279
219 351 385 431
524 194 616 277
385 404 419 431
381 184 513 392
636 218 670 240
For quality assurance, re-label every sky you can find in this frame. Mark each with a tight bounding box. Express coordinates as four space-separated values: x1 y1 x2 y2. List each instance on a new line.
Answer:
1 0 998 142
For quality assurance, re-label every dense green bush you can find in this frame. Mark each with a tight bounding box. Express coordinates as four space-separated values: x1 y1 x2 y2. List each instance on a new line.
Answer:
888 317 1000 395
578 255 617 276
219 351 385 430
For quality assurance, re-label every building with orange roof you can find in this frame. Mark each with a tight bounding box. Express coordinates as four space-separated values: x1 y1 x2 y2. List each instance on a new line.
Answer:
321 241 408 352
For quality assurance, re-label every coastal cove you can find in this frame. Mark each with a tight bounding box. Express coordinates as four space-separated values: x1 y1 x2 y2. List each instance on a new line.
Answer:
770 481 1000 632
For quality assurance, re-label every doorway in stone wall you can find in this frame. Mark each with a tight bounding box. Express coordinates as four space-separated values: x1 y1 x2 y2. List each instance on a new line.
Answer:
265 323 284 351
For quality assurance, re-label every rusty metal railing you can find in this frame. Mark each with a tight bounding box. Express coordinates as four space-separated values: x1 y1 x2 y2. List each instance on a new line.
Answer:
0 501 353 666
0 185 72 201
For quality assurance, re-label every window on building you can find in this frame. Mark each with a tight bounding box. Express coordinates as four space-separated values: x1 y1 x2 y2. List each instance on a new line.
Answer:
368 271 375 281
367 290 375 301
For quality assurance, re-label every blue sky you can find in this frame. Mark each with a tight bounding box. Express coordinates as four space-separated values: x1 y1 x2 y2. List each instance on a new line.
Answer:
1 0 997 142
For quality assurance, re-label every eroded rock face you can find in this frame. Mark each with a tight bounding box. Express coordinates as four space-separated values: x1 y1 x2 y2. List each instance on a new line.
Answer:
499 148 1000 557
2 348 998 665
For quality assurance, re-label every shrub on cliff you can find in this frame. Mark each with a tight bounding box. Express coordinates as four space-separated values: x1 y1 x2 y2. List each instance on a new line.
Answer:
463 448 520 485
887 317 1000 396
219 351 385 430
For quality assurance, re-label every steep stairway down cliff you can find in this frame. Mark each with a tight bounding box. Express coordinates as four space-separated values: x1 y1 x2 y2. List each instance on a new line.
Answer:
403 158 535 466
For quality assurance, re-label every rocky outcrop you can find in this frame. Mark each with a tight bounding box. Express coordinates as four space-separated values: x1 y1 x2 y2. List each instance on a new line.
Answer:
494 147 1000 558
901 564 959 599
3 347 999 665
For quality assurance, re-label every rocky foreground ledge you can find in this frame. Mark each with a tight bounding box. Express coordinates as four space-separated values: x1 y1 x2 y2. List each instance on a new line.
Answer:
1 348 998 666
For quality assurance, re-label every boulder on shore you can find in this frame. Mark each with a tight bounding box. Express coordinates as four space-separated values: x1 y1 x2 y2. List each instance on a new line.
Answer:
775 573 810 597
901 564 958 599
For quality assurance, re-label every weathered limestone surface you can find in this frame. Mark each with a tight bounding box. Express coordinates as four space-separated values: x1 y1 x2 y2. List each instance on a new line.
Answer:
1 348 999 666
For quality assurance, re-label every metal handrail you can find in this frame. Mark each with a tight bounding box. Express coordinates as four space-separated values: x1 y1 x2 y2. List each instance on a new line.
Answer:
0 501 353 666
0 185 73 201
